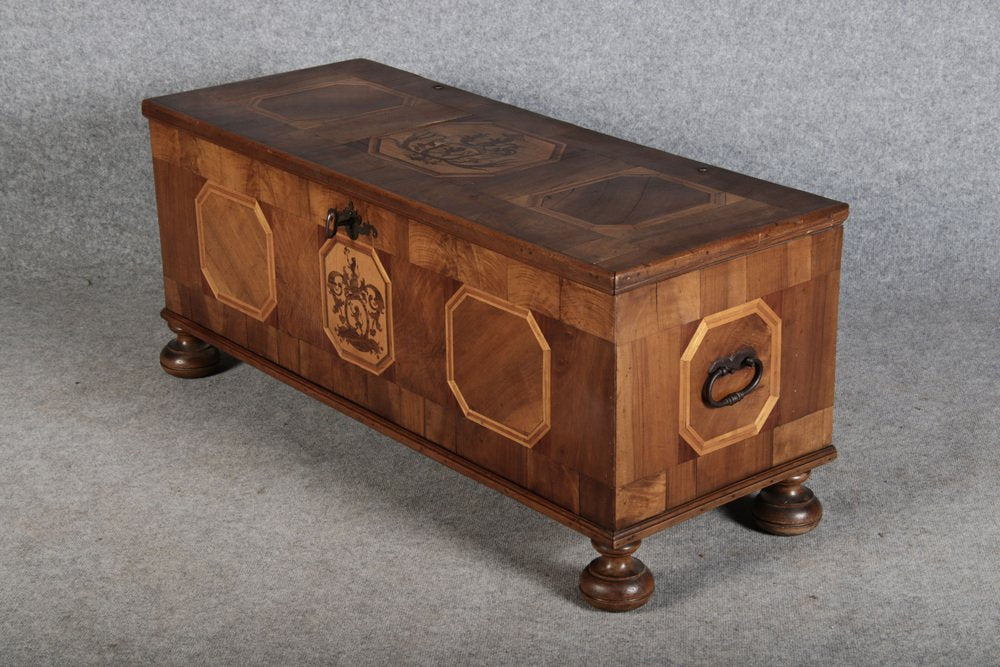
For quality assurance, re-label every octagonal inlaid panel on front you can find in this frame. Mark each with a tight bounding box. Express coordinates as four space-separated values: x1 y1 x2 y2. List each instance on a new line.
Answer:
195 182 277 321
446 286 551 447
370 120 565 177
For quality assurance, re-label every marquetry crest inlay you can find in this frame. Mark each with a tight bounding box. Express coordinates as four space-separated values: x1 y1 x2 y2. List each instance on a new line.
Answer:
371 120 564 177
319 237 394 374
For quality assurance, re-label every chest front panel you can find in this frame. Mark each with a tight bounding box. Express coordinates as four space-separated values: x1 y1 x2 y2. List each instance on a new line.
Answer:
150 122 619 525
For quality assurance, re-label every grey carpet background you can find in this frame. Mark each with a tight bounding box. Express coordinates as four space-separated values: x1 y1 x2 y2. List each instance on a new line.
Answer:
1 1 998 665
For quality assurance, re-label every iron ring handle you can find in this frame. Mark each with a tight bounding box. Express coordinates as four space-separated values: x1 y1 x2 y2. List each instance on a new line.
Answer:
324 208 337 238
702 352 763 408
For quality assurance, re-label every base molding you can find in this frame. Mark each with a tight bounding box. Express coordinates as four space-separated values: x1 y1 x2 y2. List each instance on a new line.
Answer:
161 308 836 548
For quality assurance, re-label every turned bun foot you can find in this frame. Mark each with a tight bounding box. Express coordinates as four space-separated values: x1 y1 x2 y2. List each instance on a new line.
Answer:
752 472 823 536
579 539 654 612
160 323 223 378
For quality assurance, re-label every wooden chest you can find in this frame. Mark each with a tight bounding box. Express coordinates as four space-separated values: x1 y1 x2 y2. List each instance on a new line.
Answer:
143 59 848 611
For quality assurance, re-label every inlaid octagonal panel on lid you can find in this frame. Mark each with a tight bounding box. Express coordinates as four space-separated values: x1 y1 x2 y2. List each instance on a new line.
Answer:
319 237 394 375
195 182 277 321
514 167 733 237
446 287 551 447
248 78 415 129
679 299 782 455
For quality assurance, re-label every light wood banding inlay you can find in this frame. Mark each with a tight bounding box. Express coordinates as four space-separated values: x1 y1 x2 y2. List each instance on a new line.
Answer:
446 286 551 446
194 182 277 321
679 299 781 455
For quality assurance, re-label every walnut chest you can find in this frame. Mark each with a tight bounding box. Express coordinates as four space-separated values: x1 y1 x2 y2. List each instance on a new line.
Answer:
142 59 848 612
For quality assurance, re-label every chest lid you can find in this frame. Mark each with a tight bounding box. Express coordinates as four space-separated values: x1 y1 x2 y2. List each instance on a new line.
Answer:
142 59 847 294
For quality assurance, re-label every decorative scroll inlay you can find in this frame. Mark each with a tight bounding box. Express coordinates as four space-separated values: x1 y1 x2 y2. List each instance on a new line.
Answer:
249 78 415 129
679 299 781 455
194 182 277 321
371 121 564 177
319 237 394 374
445 286 551 447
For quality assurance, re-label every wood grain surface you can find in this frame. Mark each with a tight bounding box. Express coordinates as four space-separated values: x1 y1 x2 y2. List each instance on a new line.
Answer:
446 287 551 447
194 183 277 321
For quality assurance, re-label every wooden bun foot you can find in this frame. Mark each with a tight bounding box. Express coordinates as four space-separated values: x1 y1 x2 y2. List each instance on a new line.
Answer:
752 472 823 536
160 323 223 378
579 539 654 612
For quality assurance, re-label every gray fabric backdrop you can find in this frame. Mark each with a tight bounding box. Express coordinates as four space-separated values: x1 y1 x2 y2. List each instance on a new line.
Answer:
3 0 998 298
2 1 998 665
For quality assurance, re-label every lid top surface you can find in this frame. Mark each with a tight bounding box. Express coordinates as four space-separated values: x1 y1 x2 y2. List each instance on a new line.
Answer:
143 59 847 288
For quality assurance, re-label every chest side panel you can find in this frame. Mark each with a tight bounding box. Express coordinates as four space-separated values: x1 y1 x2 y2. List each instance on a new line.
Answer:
150 122 617 528
613 226 843 529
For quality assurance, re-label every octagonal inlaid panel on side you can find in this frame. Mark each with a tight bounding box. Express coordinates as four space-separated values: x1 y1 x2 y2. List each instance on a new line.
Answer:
195 182 277 321
446 286 551 447
319 237 394 375
679 299 781 455
371 120 565 177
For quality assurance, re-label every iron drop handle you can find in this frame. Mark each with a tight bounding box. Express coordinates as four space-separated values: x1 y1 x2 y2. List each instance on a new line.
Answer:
325 202 378 240
702 347 763 408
